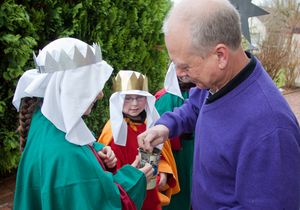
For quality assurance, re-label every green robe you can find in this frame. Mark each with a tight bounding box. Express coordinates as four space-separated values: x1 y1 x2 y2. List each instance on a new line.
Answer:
14 108 146 210
155 91 194 210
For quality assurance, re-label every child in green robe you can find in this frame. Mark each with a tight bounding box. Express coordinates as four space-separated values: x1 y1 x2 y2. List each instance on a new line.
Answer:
12 38 153 210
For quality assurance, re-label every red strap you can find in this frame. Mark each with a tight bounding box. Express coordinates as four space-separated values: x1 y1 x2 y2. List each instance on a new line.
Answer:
115 183 137 210
170 137 181 151
88 145 137 210
88 145 106 169
154 88 167 100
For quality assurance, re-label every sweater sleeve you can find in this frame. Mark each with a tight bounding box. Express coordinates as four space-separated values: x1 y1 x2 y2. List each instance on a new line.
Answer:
233 127 300 209
156 88 206 138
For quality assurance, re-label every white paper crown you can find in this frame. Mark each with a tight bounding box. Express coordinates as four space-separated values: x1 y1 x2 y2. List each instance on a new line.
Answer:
33 43 102 73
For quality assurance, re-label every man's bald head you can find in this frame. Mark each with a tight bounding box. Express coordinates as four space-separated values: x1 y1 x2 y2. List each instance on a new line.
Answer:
163 0 242 57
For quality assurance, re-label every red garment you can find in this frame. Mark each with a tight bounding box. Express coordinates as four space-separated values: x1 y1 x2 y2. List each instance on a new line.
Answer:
88 145 137 210
169 137 181 151
109 123 161 210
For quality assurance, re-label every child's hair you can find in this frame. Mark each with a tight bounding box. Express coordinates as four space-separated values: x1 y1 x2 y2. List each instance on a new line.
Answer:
18 97 40 151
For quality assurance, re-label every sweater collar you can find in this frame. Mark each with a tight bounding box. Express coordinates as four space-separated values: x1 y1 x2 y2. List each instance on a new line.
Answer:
206 51 256 104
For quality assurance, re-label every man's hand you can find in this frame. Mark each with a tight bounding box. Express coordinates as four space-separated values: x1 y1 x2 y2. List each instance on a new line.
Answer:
98 146 117 168
137 124 169 152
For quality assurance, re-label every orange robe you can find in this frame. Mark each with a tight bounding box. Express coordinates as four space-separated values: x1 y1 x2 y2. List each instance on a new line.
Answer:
98 119 180 209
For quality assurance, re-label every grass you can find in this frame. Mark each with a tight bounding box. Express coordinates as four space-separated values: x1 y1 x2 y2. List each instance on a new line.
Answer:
275 69 286 88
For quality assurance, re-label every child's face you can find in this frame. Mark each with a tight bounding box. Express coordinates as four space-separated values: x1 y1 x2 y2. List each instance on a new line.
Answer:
123 94 147 117
83 91 104 116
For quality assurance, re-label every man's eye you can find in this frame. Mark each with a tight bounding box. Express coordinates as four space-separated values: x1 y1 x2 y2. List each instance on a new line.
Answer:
182 66 189 71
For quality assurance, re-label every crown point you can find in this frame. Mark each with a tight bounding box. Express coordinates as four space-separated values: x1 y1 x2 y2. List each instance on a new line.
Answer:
73 45 85 67
44 51 59 73
59 49 75 70
93 43 102 62
85 45 96 64
142 75 148 91
33 52 38 68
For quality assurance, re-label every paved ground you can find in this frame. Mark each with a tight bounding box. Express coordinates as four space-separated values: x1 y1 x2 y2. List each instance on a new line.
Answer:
0 174 15 210
282 89 300 121
1 89 300 210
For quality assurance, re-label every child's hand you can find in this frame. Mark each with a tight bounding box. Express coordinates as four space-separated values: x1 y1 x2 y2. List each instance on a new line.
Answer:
98 146 117 168
158 172 167 191
131 155 141 168
131 155 154 182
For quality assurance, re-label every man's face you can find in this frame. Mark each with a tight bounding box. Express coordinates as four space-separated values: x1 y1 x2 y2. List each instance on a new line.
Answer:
176 69 193 83
165 30 221 90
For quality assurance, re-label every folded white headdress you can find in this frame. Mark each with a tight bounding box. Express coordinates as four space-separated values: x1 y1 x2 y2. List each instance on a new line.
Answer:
13 37 113 145
164 62 183 99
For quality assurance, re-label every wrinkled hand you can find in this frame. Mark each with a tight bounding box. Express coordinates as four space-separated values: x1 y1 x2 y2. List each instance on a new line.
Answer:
138 125 169 152
98 146 117 168
158 172 167 191
131 156 154 182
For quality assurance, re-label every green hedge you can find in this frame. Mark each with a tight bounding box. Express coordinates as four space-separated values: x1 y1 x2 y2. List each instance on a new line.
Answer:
0 0 171 175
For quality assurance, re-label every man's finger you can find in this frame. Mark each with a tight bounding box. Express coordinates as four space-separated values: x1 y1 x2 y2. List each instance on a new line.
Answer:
142 133 157 152
137 132 147 147
150 138 164 149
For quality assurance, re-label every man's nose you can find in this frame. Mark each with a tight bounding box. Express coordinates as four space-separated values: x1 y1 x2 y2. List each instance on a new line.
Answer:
177 69 188 77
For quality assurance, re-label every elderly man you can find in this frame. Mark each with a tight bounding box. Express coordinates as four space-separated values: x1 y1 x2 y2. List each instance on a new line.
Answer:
138 0 300 209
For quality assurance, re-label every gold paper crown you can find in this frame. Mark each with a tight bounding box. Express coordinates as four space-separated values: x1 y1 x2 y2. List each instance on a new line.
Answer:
113 70 148 92
34 43 102 73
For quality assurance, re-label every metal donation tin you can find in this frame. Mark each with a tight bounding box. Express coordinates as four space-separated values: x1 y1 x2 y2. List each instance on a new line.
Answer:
138 147 161 190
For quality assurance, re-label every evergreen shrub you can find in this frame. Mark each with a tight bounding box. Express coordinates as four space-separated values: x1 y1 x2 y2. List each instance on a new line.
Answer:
0 0 171 175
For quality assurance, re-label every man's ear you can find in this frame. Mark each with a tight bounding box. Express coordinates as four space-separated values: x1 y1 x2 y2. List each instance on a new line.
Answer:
214 44 228 70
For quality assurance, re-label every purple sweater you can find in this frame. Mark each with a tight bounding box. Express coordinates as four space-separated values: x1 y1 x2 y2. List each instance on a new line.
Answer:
157 58 300 209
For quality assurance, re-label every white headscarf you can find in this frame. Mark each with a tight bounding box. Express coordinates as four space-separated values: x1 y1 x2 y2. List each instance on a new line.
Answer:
12 37 113 146
109 70 161 149
163 62 183 99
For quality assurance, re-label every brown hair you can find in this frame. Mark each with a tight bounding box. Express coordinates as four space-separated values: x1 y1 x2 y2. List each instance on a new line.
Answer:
18 97 40 151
